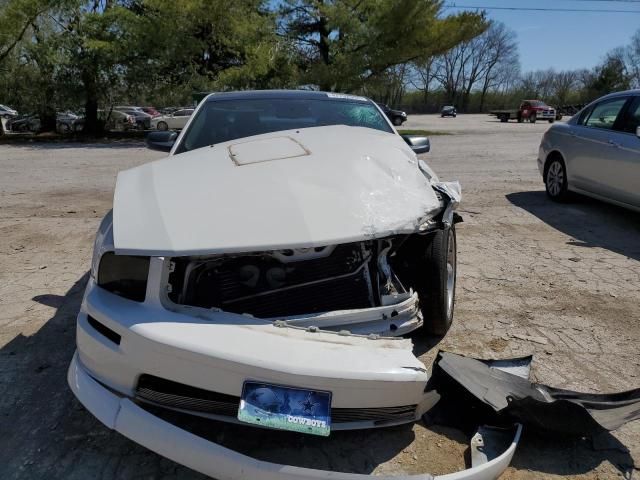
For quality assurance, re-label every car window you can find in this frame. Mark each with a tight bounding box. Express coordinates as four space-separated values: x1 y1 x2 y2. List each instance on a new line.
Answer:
177 97 393 154
583 97 628 130
618 97 640 134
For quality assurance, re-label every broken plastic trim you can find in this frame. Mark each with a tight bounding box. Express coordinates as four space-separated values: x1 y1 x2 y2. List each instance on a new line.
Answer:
68 352 522 480
427 351 640 436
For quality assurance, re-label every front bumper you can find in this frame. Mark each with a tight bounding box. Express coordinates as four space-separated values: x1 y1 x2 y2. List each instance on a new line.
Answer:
536 111 555 119
75 272 430 429
69 352 522 480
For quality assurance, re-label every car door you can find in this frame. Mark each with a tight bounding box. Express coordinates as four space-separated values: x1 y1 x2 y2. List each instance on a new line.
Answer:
178 109 194 129
608 95 640 207
565 96 631 197
168 110 187 129
165 110 181 129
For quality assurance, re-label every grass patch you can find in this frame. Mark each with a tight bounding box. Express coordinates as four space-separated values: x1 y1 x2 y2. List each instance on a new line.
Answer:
398 129 452 136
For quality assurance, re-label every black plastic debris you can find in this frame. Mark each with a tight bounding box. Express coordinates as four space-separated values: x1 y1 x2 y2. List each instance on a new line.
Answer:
425 351 640 437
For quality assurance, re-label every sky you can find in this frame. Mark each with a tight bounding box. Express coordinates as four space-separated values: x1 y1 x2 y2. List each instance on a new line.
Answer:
442 0 640 72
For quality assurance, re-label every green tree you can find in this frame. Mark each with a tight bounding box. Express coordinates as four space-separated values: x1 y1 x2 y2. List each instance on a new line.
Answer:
587 50 631 99
279 0 487 91
0 0 54 63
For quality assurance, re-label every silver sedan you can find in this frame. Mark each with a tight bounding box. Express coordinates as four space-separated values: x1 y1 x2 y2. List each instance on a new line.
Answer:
538 90 640 212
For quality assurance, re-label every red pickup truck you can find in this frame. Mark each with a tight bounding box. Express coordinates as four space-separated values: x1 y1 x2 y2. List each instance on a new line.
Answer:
490 100 558 123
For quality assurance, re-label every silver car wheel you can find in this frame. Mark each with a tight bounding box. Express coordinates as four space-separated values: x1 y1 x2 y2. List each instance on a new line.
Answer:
546 160 564 197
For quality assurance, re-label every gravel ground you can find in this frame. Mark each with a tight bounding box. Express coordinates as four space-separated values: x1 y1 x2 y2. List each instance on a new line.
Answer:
0 114 638 479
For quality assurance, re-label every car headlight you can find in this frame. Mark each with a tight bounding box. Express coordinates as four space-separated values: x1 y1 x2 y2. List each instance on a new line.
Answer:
97 252 150 302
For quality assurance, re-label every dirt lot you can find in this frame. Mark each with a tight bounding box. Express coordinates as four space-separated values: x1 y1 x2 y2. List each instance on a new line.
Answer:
0 114 638 479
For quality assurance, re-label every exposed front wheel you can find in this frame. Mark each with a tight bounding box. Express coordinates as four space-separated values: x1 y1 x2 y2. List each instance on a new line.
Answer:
418 226 457 336
393 117 403 126
157 121 168 131
529 113 537 123
548 119 555 123
544 156 569 201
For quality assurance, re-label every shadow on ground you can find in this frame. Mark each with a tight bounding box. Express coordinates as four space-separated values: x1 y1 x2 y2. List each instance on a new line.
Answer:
0 272 635 478
507 190 640 262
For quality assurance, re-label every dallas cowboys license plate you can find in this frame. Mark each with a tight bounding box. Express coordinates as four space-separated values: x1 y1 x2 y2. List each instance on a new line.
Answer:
237 381 332 436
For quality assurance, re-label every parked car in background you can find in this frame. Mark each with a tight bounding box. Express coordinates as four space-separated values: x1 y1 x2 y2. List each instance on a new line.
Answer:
150 108 194 130
56 112 84 133
441 106 457 118
115 106 152 129
538 89 640 211
6 114 40 133
140 106 160 118
491 100 556 123
0 104 17 117
98 109 136 131
376 102 407 126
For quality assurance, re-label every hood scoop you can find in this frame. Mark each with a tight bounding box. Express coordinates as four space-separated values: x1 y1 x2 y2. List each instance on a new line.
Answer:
229 136 310 166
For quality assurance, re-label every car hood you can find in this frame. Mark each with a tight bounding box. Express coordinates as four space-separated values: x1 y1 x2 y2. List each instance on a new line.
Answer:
113 125 442 256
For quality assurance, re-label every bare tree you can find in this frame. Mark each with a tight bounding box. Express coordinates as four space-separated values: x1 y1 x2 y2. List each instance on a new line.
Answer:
553 70 578 106
430 21 519 111
409 57 437 106
476 22 519 111
432 41 471 108
625 30 640 88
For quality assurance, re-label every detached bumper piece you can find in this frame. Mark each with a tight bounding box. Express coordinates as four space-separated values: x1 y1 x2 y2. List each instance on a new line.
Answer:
69 352 522 480
427 351 640 436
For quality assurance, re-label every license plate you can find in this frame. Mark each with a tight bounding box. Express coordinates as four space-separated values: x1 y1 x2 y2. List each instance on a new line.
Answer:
237 381 332 436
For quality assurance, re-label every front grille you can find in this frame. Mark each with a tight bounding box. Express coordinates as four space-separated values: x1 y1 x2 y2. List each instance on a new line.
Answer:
135 374 416 425
223 273 371 318
174 243 374 318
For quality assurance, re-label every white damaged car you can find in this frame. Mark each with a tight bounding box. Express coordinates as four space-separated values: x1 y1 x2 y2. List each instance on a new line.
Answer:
67 91 521 479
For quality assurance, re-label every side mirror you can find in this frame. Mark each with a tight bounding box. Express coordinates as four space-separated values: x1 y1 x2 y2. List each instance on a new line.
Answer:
401 134 430 154
146 130 177 152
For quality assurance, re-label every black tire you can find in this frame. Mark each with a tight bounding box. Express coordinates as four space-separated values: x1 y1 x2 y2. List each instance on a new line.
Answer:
548 119 555 124
157 121 168 131
529 113 537 124
517 115 523 123
416 226 457 336
393 117 403 126
500 114 508 123
544 155 569 201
